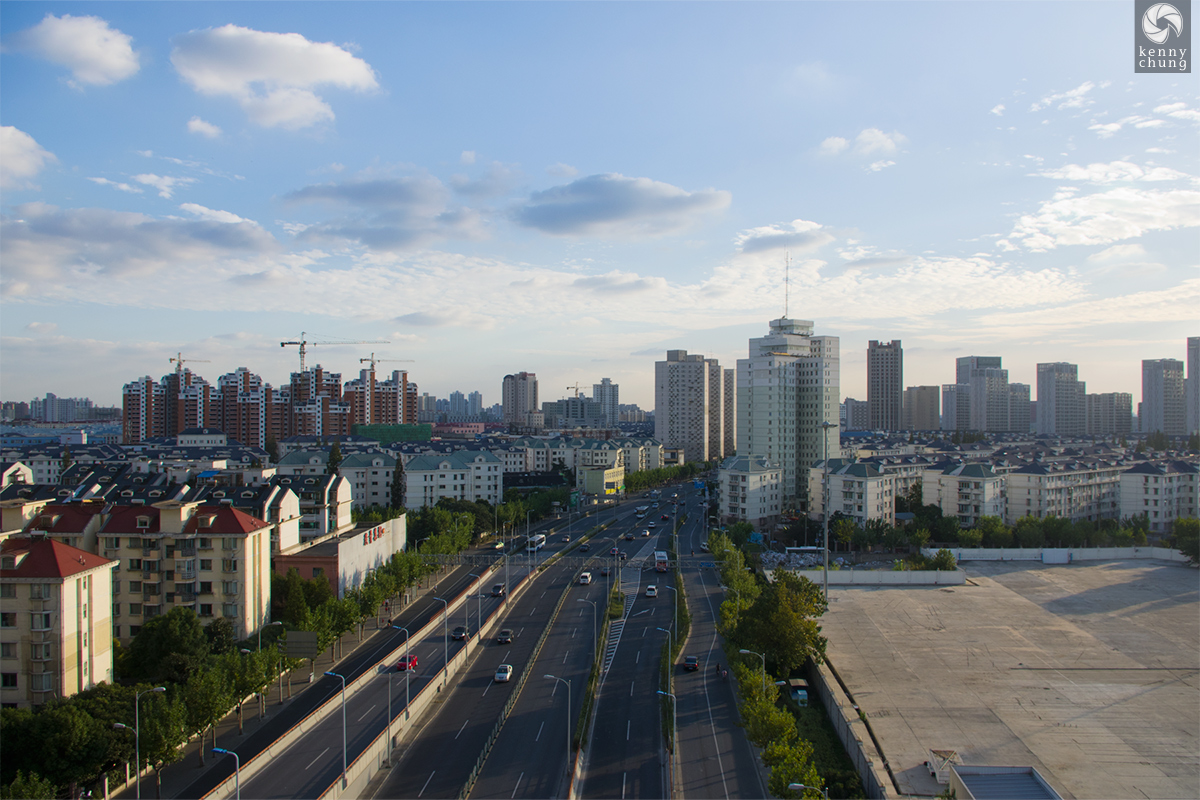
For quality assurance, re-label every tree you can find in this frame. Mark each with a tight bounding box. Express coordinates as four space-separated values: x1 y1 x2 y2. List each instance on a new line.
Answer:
764 739 824 799
123 607 209 685
831 518 856 552
1042 515 1071 547
139 692 187 797
29 702 110 794
737 570 827 675
1173 517 1200 564
977 516 1009 548
931 549 957 571
60 446 74 478
265 434 279 463
303 570 335 611
183 667 231 767
391 457 405 509
957 527 983 548
327 441 343 476
908 527 930 550
1 770 57 800
741 696 797 748
936 515 960 543
1014 515 1044 548
204 617 237 655
728 521 754 548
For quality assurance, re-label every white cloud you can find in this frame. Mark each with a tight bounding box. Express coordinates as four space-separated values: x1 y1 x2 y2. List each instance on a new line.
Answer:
819 136 849 156
1030 80 1100 112
1037 160 1191 183
1003 186 1200 251
1154 102 1200 122
170 25 378 129
133 174 196 199
0 127 57 189
990 104 1005 116
854 128 904 155
179 203 255 225
450 162 520 198
1146 147 1175 154
867 160 896 172
514 173 731 237
1087 115 1156 138
972 279 1200 335
187 117 223 138
15 14 139 86
88 177 142 194
25 322 58 333
735 219 834 254
1085 243 1146 264
546 162 578 178
460 151 477 165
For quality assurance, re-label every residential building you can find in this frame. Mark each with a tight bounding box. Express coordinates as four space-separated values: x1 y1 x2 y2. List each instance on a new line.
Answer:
737 317 840 512
1005 460 1124 524
723 369 737 457
922 463 1006 528
269 474 353 543
30 394 95 423
717 455 781 528
542 397 604 429
902 386 940 431
1187 337 1199 435
273 517 407 599
1141 358 1185 435
941 384 970 431
807 461 896 527
1036 363 1086 436
577 464 624 498
867 340 903 431
0 535 117 708
502 372 539 428
1086 393 1133 436
1009 383 1032 434
842 398 869 430
655 350 728 463
593 378 620 427
1119 461 1199 535
402 451 503 509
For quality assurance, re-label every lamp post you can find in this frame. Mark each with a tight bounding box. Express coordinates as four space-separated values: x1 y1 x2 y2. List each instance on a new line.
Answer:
657 626 673 661
467 573 480 633
787 782 830 799
433 596 448 683
544 674 572 777
820 420 837 602
323 671 347 789
656 689 677 766
739 648 767 695
128 686 165 800
237 648 253 729
212 748 241 800
577 598 597 662
661 584 679 645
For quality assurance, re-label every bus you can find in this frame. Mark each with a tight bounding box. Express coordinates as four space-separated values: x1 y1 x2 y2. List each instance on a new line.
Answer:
654 551 669 572
527 533 546 553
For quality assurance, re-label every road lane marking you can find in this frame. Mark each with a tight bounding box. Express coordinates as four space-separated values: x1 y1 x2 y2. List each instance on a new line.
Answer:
305 747 329 770
630 680 634 696
636 651 640 664
626 719 631 740
572 627 577 639
535 720 545 742
357 703 376 722
511 772 524 798
455 718 469 740
503 649 511 661
530 607 537 616
418 771 436 798
482 680 491 697
622 772 627 799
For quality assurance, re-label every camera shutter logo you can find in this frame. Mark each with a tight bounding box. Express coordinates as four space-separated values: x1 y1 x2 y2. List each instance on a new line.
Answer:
1143 3 1184 42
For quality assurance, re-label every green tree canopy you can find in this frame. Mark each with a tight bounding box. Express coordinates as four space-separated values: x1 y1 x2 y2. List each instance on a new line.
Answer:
123 607 209 685
736 569 828 675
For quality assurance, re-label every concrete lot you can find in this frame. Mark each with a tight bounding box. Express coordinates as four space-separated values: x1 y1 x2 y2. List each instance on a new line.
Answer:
821 559 1199 799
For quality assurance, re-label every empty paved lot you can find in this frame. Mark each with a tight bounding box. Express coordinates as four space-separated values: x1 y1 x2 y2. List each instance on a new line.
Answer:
822 559 1198 799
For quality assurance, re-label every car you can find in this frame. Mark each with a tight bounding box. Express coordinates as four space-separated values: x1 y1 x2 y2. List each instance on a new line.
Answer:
497 628 513 644
492 583 505 597
493 540 505 550
580 543 591 552
452 625 468 640
561 534 571 542
610 547 620 556
642 529 651 537
646 585 657 597
619 551 628 560
625 532 635 540
683 656 699 671
494 664 513 682
600 567 611 576
661 514 669 521
653 502 660 508
396 654 419 671
579 572 592 585
647 522 656 528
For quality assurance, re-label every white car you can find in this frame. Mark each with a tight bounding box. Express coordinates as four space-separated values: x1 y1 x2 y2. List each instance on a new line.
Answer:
495 664 513 682
646 585 658 597
641 529 651 537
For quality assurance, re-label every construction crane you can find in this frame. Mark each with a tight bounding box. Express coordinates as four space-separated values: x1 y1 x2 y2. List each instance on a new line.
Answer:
169 352 210 375
280 332 389 372
566 382 583 399
359 353 414 372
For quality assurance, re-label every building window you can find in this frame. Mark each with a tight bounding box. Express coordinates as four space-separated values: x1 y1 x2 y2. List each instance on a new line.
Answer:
129 625 141 636
30 614 51 631
222 603 239 618
1 674 17 689
31 673 52 692
222 581 238 595
29 584 53 600
128 559 142 571
200 559 212 571
0 643 15 659
199 582 213 595
0 585 13 599
312 568 323 579
31 643 50 660
199 604 213 618
129 604 142 616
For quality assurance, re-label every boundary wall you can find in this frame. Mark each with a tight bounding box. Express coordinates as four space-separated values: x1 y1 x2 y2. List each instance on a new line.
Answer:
786 569 966 586
808 660 892 799
922 545 1189 563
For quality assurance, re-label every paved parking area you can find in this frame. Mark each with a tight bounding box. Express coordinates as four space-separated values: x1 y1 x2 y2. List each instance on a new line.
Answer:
821 559 1199 799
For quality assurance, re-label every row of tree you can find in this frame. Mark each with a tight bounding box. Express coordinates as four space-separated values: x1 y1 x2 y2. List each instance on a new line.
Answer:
624 461 706 493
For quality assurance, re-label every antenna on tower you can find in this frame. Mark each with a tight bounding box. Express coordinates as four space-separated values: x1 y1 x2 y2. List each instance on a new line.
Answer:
784 251 790 318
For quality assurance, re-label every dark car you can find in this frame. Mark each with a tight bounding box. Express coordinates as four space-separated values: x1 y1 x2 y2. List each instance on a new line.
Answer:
683 656 699 671
619 551 628 560
496 628 513 644
610 547 620 556
661 514 669 521
600 567 610 576
580 543 591 552
561 534 571 542
397 654 419 671
491 583 505 597
452 625 468 640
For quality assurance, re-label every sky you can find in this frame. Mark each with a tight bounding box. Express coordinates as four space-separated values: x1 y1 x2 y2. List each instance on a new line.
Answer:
1 1 1197 412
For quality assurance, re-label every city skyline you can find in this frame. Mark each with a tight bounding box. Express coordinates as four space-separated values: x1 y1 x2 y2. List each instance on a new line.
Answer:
2 2 1197 409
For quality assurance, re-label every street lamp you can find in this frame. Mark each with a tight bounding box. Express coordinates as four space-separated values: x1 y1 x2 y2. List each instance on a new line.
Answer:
739 649 767 696
661 584 679 644
820 420 837 602
238 649 254 729
467 573 481 633
657 626 673 661
433 596 449 683
577 598 597 662
544 674 572 776
323 671 347 789
656 689 677 762
126 686 165 800
787 782 830 799
212 748 241 800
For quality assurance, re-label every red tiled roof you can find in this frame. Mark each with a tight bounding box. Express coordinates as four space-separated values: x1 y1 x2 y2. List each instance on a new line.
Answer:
0 537 115 580
25 502 107 534
101 506 161 534
182 505 269 534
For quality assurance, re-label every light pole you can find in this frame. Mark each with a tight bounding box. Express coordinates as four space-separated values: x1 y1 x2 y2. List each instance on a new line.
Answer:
391 625 411 722
238 648 254 729
467 573 480 633
433 596 448 683
787 782 830 799
661 584 679 645
129 686 165 799
820 420 837 602
212 748 241 800
656 689 677 764
257 620 283 651
544 674 572 776
657 626 674 661
577 598 597 662
739 648 767 695
324 671 347 789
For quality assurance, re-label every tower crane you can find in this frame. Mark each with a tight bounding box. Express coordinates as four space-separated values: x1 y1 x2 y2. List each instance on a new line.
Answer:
280 332 389 372
359 353 415 372
170 352 210 375
566 382 583 399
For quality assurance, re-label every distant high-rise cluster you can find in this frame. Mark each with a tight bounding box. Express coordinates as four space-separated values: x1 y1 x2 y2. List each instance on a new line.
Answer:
939 356 1030 433
1142 358 1185 435
655 350 732 463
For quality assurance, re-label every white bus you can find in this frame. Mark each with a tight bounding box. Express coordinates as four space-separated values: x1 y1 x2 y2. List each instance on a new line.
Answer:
527 533 547 552
655 551 669 572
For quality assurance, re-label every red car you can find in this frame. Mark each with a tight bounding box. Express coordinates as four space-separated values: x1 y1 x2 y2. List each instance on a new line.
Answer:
396 654 418 671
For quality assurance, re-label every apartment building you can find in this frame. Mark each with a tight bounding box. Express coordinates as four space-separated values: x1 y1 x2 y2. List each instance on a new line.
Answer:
1188 337 1199 435
717 455 781 528
269 475 352 543
593 379 620 427
842 398 869 430
1142 358 1185 436
807 461 896 527
1005 460 1124 524
402 451 503 510
655 350 730 463
922 463 1006 529
1119 461 1199 535
502 372 539 427
903 386 940 431
0 535 117 708
867 340 903 431
1037 363 1086 436
1087 392 1133 436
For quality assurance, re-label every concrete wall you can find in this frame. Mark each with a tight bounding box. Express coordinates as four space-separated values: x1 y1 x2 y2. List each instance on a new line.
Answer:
788 569 967 586
337 516 407 596
923 545 1189 563
808 660 892 799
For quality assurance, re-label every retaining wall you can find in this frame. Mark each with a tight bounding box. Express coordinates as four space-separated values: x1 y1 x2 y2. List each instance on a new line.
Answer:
808 660 892 799
788 569 966 586
921 545 1189 563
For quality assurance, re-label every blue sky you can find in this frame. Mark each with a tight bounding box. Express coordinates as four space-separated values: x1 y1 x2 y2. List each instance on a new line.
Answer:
2 1 1196 411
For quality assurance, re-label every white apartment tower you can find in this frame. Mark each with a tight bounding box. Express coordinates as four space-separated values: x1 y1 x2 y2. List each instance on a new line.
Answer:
593 378 620 427
502 372 539 427
1187 337 1199 435
736 317 840 512
867 340 903 431
654 351 727 463
1142 358 1185 435
1037 362 1086 436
